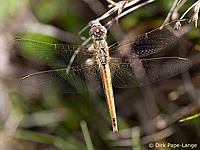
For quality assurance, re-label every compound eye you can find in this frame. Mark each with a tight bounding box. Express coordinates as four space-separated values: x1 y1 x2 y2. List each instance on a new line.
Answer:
89 27 96 36
89 26 107 38
99 25 107 33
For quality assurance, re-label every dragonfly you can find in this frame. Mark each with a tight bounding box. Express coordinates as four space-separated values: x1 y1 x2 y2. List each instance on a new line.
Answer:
13 19 193 132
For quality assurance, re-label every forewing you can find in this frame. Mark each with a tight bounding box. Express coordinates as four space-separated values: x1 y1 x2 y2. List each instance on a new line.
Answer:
109 19 193 58
13 38 94 68
110 57 192 88
19 65 101 93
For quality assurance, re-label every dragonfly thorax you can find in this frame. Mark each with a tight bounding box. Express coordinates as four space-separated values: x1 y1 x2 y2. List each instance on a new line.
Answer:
95 40 110 66
90 23 107 41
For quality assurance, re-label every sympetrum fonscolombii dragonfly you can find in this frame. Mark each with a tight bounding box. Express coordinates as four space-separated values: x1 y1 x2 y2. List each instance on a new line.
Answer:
13 19 193 132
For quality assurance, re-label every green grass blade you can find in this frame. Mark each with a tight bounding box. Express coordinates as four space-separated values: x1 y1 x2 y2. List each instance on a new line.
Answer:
179 113 200 122
80 120 94 150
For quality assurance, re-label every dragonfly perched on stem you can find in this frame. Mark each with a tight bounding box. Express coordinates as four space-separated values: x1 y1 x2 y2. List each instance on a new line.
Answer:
13 19 193 132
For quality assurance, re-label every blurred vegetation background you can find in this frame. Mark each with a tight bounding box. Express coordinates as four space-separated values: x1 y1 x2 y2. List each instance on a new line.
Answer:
0 0 200 149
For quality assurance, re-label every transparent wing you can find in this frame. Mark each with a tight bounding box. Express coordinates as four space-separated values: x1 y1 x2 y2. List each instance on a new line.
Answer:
109 19 193 58
19 65 101 93
13 38 94 68
110 57 192 88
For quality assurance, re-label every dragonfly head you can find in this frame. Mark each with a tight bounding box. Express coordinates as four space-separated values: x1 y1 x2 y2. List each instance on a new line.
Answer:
89 23 107 41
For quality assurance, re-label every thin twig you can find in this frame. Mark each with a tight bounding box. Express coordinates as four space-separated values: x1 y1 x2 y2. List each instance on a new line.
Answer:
180 0 199 19
90 0 142 26
113 0 155 27
106 0 117 6
66 37 91 73
160 0 180 29
174 0 188 14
